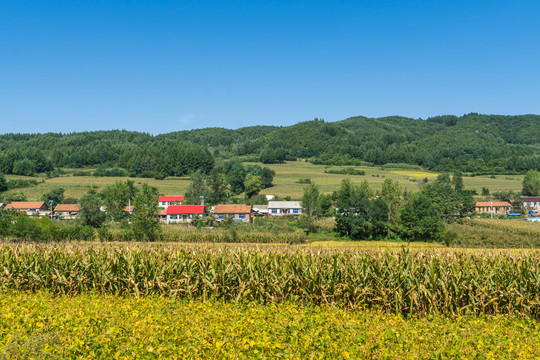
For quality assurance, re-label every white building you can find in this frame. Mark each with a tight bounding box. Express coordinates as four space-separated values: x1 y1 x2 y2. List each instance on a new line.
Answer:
159 196 185 208
521 196 540 214
267 201 302 216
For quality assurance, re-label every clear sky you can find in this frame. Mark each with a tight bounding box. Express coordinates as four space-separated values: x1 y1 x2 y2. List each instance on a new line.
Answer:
1 0 540 134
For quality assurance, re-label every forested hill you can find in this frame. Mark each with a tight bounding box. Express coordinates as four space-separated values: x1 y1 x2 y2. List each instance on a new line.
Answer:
0 113 539 177
161 113 540 173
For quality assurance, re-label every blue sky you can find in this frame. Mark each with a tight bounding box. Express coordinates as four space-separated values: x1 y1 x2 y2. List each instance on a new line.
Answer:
1 0 539 134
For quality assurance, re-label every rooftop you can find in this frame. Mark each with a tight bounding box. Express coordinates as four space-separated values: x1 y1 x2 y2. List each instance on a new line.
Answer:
213 204 251 214
166 205 205 215
5 202 47 210
268 201 302 209
55 204 80 212
475 202 512 207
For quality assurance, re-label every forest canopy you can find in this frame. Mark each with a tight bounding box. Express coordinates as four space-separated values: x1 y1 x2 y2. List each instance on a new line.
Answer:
0 114 539 176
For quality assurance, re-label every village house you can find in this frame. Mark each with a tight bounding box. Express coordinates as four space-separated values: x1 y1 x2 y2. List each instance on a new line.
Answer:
521 196 540 214
123 205 168 222
5 201 49 216
54 204 80 219
213 204 252 222
165 205 204 224
158 196 184 208
474 201 512 215
157 209 168 223
267 201 302 216
252 205 268 217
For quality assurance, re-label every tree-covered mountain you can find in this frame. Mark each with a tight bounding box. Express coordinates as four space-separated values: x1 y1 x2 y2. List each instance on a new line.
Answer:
0 113 539 177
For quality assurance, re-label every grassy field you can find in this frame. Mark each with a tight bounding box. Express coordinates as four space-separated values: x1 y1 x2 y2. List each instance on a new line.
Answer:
1 291 538 359
253 161 524 198
4 161 524 201
3 174 192 201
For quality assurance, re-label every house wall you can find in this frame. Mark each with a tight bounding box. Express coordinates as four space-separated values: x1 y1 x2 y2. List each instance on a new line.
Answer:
166 213 203 223
475 206 511 214
214 213 251 222
524 201 540 209
268 208 302 216
159 201 183 208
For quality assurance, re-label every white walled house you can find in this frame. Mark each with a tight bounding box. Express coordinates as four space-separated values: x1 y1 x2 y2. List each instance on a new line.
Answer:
5 202 50 216
267 201 302 216
159 196 185 208
54 204 80 219
521 196 540 214
165 205 204 224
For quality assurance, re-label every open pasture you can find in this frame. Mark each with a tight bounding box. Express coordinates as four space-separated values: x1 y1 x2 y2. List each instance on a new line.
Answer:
3 162 523 200
246 161 523 198
3 174 192 201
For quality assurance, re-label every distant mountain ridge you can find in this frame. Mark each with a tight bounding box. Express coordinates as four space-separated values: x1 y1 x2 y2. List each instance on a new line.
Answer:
0 114 539 175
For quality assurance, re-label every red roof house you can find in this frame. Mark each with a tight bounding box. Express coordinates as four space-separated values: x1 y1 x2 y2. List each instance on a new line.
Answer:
54 204 81 219
5 202 49 215
475 201 512 214
213 204 252 222
165 205 204 223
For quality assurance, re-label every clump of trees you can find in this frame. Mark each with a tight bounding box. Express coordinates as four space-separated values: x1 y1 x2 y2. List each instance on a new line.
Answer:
301 171 477 242
334 179 390 240
522 170 540 196
183 160 276 205
298 183 333 233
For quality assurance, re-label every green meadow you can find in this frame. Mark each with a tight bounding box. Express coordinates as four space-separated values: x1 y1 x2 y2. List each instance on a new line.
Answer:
3 161 524 201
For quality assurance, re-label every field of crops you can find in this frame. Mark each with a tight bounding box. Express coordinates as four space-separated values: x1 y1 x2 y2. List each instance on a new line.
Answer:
1 243 538 319
160 224 307 244
1 291 538 359
446 219 540 248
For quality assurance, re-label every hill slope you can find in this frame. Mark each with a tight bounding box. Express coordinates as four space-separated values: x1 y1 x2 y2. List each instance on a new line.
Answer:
0 114 539 175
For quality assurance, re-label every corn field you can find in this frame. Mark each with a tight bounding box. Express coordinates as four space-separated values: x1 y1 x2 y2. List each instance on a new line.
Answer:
1 243 538 319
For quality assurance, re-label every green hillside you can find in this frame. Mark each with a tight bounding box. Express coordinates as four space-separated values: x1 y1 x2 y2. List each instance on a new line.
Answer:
0 114 539 177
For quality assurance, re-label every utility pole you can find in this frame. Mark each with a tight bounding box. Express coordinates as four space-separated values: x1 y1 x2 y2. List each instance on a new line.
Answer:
490 198 493 220
49 200 54 221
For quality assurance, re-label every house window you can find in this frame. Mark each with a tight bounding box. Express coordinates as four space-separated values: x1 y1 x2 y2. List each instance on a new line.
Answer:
239 214 245 219
271 209 278 214
218 215 224 219
292 209 299 214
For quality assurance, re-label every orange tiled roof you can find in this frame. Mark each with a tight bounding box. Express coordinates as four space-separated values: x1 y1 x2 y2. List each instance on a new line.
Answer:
55 204 80 212
5 202 46 210
475 202 511 207
213 204 251 214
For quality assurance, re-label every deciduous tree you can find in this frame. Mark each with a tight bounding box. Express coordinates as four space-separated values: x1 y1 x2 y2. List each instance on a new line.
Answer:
79 192 106 228
132 183 160 241
522 170 540 196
